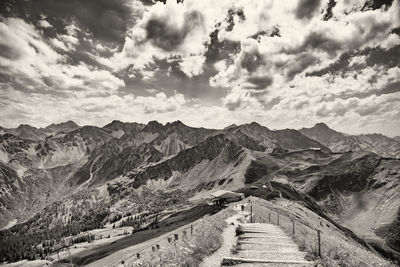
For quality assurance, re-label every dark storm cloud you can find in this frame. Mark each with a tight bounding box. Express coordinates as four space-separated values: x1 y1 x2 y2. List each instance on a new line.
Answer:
323 0 336 21
301 31 342 54
240 49 265 72
225 8 246 32
307 45 400 77
320 80 400 104
145 11 203 51
362 0 393 10
0 0 134 44
392 27 400 36
250 26 281 42
283 30 342 57
0 69 70 98
364 45 400 68
286 53 318 80
0 43 21 60
204 29 241 63
380 81 400 95
295 0 321 20
245 75 273 90
306 52 360 77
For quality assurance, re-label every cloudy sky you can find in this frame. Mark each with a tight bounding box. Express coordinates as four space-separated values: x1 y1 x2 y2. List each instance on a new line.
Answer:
0 0 399 136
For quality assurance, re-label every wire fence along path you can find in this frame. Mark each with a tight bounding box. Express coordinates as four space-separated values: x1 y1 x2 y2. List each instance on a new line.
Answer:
248 199 322 258
112 198 323 266
116 219 201 266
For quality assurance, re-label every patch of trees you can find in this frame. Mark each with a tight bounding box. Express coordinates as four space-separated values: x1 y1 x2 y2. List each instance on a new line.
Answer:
0 203 109 263
72 233 95 244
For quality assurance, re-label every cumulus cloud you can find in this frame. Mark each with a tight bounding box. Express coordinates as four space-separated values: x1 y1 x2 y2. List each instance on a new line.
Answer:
179 55 205 77
37 19 52 28
203 0 400 133
2 0 136 43
50 34 79 51
134 92 187 113
1 0 400 137
0 17 124 97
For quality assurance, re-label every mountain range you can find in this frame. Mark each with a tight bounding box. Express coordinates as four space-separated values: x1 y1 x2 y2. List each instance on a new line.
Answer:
300 122 400 158
0 120 399 260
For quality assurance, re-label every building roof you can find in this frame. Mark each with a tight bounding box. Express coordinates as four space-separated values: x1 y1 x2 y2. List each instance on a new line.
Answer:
211 190 244 199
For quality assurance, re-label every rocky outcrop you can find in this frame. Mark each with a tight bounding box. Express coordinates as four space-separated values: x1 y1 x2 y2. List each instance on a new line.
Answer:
42 120 80 135
127 134 242 188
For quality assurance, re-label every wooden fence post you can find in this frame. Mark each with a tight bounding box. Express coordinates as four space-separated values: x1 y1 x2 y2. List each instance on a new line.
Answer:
137 253 140 259
152 246 155 252
174 233 179 241
191 225 193 235
317 230 321 257
168 237 172 243
156 244 160 250
250 202 253 223
277 213 280 226
292 220 295 235
268 213 271 222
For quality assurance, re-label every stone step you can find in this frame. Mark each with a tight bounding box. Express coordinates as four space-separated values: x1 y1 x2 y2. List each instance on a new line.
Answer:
242 228 284 231
237 251 308 261
241 224 281 229
222 257 313 265
240 223 279 229
241 224 280 230
242 230 286 235
240 233 288 237
234 262 314 267
239 236 295 244
242 225 281 228
238 241 299 251
242 228 282 231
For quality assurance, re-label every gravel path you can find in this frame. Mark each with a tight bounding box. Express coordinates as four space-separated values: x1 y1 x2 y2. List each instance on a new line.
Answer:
199 213 246 267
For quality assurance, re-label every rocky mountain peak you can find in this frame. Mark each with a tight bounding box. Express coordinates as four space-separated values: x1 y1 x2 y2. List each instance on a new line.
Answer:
44 120 80 134
143 120 164 132
168 120 185 127
314 122 330 129
223 124 238 130
105 120 123 126
301 122 341 136
17 124 37 130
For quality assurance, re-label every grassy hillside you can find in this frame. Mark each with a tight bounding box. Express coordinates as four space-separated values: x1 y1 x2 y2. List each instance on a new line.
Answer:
249 197 396 267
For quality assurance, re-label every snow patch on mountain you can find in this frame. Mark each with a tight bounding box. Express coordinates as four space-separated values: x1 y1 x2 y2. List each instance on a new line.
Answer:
0 149 8 163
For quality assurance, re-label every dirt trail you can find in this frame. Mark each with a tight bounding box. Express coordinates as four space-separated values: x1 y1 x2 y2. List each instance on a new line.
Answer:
199 211 247 267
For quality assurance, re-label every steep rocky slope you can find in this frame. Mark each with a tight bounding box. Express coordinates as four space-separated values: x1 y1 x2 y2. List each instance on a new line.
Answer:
300 123 400 158
0 126 113 227
42 120 80 136
2 124 48 141
220 122 330 153
0 119 399 262
103 120 145 138
241 149 400 259
0 121 81 141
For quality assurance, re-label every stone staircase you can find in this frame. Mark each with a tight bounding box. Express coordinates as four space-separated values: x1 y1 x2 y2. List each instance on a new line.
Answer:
223 223 314 266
